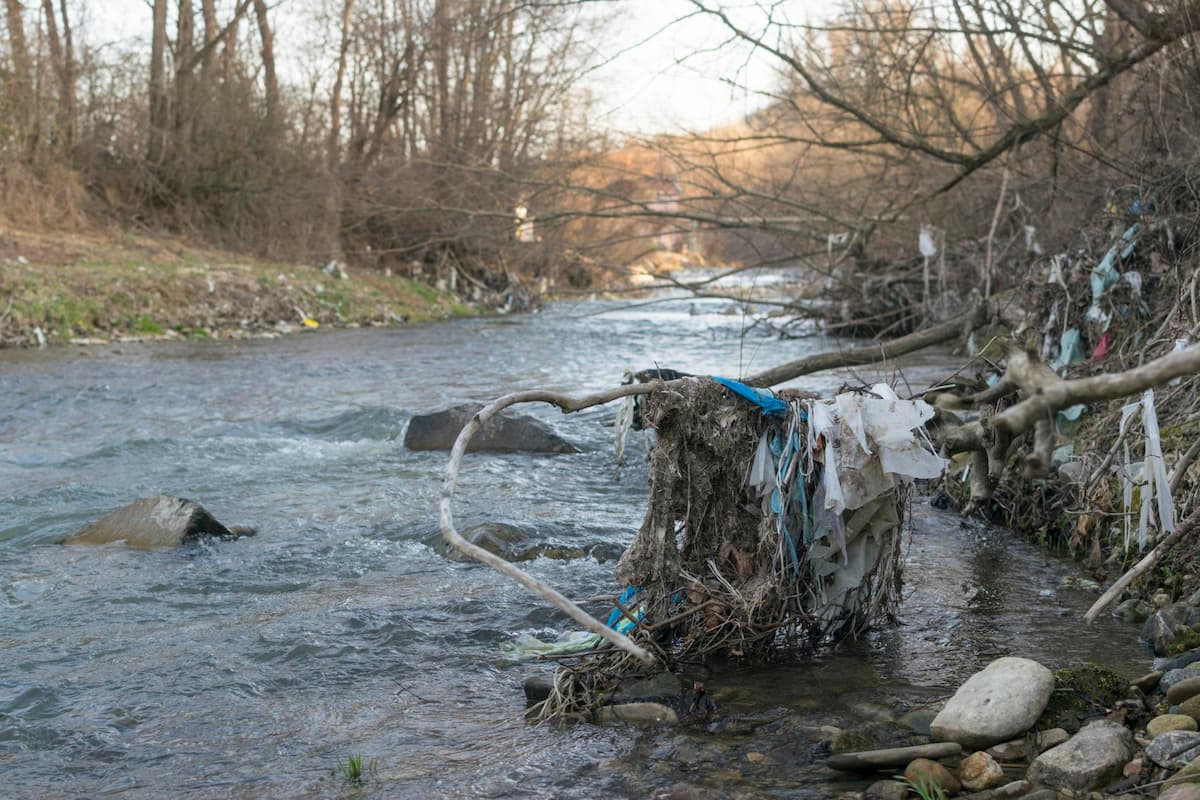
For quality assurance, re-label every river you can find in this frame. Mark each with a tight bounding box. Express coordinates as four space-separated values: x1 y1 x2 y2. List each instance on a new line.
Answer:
0 292 1150 799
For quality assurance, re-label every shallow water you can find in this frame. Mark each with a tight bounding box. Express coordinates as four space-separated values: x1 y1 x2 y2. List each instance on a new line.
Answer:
1 292 1149 799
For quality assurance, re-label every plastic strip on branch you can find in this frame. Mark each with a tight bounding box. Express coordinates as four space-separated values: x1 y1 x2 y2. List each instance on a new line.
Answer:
439 382 679 667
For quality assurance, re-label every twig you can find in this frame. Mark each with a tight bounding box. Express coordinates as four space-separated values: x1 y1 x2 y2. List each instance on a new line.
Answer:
1085 507 1200 623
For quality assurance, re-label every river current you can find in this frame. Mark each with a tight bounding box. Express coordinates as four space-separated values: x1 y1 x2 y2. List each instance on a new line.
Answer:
1 293 1149 799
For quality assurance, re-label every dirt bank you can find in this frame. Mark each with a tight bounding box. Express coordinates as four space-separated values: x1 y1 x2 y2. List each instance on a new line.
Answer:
0 227 471 347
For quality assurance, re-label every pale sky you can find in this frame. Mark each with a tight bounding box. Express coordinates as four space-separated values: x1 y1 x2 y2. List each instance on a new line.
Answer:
84 0 793 134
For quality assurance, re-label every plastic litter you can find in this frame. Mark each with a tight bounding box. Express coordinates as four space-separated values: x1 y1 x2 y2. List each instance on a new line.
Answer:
1051 328 1086 371
1117 389 1176 551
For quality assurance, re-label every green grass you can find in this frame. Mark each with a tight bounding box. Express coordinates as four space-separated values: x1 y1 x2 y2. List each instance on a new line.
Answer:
404 278 440 304
897 774 949 800
337 753 374 785
134 315 163 334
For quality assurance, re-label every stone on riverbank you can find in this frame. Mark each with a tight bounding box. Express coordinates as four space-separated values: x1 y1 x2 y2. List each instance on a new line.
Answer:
958 751 1004 791
1144 605 1196 656
1149 714 1199 738
930 657 1054 748
63 496 252 549
825 742 962 772
1147 731 1200 768
1182 695 1200 721
1026 720 1132 791
1164 755 1200 788
1168 677 1200 705
1161 786 1200 800
404 404 580 454
903 758 961 795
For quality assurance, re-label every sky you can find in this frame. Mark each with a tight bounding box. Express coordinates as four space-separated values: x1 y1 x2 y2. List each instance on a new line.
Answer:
84 0 791 134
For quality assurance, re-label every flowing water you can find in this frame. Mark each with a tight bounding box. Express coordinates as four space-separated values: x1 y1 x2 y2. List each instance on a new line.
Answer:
1 293 1150 799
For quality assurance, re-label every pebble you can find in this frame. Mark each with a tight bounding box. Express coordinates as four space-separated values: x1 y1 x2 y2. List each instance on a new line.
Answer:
958 751 1004 791
1149 714 1200 738
1182 695 1200 721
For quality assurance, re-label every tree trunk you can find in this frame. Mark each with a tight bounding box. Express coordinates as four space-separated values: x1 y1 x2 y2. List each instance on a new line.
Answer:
251 0 279 124
148 0 169 165
325 0 354 260
4 0 32 146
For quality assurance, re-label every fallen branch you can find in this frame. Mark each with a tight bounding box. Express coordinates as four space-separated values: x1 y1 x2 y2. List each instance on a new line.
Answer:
1085 507 1200 623
439 382 676 666
744 302 989 387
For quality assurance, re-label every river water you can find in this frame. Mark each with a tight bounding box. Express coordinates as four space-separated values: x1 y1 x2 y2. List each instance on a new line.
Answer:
1 293 1150 799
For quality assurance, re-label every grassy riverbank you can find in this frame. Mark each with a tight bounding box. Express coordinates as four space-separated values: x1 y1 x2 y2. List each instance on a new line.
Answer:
0 228 469 347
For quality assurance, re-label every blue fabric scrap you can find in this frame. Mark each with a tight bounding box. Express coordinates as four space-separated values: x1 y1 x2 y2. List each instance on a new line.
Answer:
712 377 788 417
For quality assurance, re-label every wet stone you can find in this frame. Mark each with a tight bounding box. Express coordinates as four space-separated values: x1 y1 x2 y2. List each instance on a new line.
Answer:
1131 670 1164 694
596 702 679 726
1183 695 1200 721
825 742 962 772
1164 755 1200 788
1166 669 1199 692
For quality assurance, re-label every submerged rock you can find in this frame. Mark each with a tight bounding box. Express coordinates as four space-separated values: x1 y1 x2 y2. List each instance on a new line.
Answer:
63 496 253 549
596 702 679 726
430 522 617 564
404 404 579 454
930 657 1054 748
1026 720 1132 791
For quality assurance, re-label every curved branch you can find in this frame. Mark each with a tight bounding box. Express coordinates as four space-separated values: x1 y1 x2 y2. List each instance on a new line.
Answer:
439 382 679 666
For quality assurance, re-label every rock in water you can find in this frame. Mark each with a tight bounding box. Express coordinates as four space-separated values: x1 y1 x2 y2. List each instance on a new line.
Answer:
930 657 1055 748
1026 720 1132 791
825 742 962 772
404 404 579 454
64 496 252 549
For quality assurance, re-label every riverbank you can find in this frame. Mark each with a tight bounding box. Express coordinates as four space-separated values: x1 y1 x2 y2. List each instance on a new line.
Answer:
0 227 471 347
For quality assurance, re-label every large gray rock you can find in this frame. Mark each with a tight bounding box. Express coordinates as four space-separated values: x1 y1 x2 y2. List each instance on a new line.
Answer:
63 496 253 549
404 404 579 454
1146 731 1200 768
1026 720 1132 791
826 742 962 772
930 657 1055 749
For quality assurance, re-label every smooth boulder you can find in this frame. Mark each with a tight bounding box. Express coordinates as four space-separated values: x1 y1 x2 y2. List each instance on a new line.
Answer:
930 657 1055 749
1026 720 1132 791
404 404 579 454
63 496 253 549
